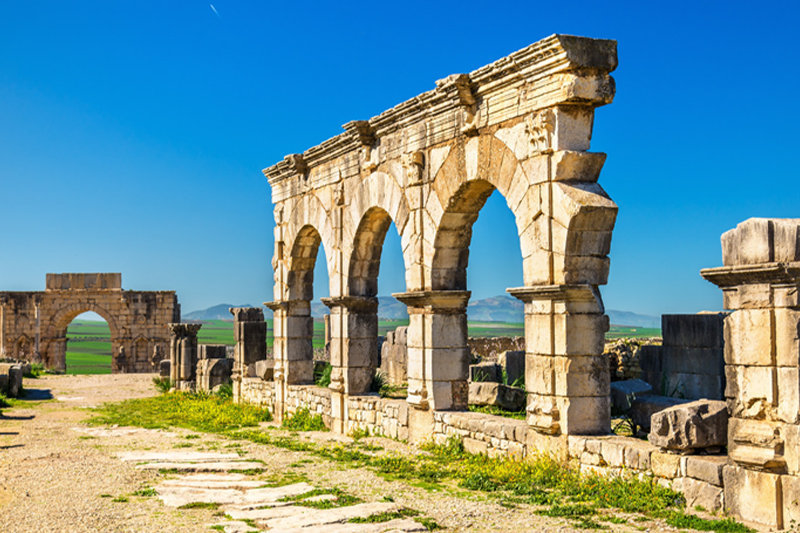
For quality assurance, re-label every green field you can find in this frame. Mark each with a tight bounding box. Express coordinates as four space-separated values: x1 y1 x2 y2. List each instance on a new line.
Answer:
606 325 662 339
66 320 112 374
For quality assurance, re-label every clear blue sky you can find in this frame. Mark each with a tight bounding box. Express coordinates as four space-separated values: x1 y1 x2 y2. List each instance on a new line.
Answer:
1 1 798 317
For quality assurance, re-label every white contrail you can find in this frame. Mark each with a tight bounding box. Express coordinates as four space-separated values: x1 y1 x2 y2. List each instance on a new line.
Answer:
209 3 220 17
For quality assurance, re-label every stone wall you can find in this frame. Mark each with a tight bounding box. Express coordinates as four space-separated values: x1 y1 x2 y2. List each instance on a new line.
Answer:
285 385 333 427
468 337 524 362
379 327 407 386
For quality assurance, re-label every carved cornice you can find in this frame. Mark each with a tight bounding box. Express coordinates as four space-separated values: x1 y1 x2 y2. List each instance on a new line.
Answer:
320 295 378 313
263 34 617 186
392 290 471 311
507 284 598 303
701 262 800 288
229 307 265 322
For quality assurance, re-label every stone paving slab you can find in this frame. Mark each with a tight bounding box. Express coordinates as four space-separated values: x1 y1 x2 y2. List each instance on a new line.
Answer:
159 473 265 489
223 495 336 520
116 450 241 462
207 521 257 533
136 461 265 472
155 479 315 508
259 502 399 530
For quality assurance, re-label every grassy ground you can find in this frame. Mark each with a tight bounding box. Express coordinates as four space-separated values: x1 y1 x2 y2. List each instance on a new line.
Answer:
606 326 662 339
90 392 752 533
66 320 112 374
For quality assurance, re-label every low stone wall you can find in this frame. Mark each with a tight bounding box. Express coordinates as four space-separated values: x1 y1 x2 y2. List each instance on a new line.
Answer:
347 395 409 440
433 411 528 459
285 384 332 427
569 435 726 511
240 377 275 409
468 337 524 361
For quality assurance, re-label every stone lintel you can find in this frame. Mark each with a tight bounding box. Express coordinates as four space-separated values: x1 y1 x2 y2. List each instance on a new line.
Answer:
320 295 378 313
701 262 800 288
392 290 470 312
229 306 265 322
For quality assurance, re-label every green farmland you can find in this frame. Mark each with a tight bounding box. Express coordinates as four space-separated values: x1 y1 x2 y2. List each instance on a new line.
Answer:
66 320 113 374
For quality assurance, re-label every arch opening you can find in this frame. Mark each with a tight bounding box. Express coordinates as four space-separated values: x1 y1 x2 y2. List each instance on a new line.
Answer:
64 311 113 374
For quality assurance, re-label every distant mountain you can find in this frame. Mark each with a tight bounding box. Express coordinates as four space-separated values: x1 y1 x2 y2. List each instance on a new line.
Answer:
605 310 661 329
467 294 523 322
186 297 661 328
183 304 254 321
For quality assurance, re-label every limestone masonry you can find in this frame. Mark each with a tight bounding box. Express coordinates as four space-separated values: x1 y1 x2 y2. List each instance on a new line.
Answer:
0 273 179 372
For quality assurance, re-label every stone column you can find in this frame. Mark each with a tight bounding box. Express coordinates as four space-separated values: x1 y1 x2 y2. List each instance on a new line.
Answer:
322 296 378 433
167 323 202 390
229 307 267 400
265 300 313 421
34 297 41 362
509 284 609 446
702 218 800 529
394 290 471 412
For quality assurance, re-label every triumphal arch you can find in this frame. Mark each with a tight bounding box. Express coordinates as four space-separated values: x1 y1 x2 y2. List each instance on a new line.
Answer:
263 34 618 440
0 273 180 372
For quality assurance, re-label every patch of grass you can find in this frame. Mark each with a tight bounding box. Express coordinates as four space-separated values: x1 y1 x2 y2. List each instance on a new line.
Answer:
111 496 128 503
133 487 157 497
279 488 361 509
24 363 44 378
0 393 10 408
314 362 332 388
214 382 233 399
661 511 753 532
414 516 442 530
89 391 272 432
99 493 112 498
178 501 220 510
349 508 420 523
152 377 172 393
468 404 526 420
281 408 327 432
350 427 370 440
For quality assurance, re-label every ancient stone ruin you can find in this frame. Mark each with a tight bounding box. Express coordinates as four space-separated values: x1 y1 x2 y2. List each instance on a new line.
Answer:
227 33 800 529
0 273 179 372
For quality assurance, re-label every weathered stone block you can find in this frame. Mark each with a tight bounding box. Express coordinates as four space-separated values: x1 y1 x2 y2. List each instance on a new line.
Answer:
610 378 652 413
254 359 274 380
723 465 782 528
671 477 723 512
470 362 501 383
469 382 526 411
159 359 170 378
651 451 682 479
649 400 727 452
630 395 689 431
724 310 773 366
498 350 525 386
686 455 726 486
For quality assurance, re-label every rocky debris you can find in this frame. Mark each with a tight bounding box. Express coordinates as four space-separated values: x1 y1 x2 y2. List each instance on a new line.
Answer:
610 378 653 412
605 339 650 381
468 382 525 411
649 399 728 452
630 395 690 431
469 362 501 383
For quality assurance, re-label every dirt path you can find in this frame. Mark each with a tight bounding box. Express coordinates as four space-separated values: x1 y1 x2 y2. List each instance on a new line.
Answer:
0 374 679 532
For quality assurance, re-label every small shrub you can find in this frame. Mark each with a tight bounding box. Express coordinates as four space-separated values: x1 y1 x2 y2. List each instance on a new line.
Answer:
314 362 332 388
282 408 327 431
214 382 233 399
370 370 387 393
0 393 10 408
24 363 44 378
133 487 157 497
350 427 369 440
152 377 172 393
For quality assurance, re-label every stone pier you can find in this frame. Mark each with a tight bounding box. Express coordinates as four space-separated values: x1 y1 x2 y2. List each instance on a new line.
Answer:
168 323 202 390
702 218 800 528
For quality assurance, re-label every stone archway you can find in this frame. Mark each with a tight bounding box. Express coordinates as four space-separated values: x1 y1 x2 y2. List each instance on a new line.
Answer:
0 273 180 373
262 34 618 441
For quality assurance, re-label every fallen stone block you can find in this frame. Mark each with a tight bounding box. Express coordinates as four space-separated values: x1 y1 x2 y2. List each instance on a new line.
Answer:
6 364 22 397
630 394 689 431
254 359 274 380
610 378 652 412
468 382 525 411
649 399 727 452
469 362 501 383
671 477 723 512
